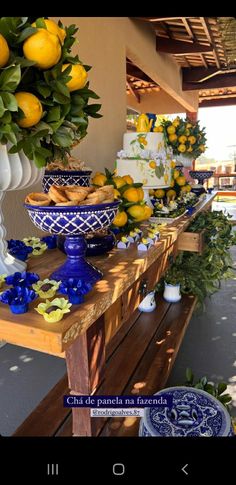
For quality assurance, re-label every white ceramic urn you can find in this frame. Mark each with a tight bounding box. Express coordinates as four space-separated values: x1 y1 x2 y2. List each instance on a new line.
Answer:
163 282 181 303
0 144 43 275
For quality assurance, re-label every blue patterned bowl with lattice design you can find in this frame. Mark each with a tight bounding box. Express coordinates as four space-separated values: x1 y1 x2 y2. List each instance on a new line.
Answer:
42 170 92 193
139 387 234 437
24 201 120 236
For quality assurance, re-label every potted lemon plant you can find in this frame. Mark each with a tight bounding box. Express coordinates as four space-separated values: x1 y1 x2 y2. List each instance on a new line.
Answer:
0 16 102 274
161 116 207 167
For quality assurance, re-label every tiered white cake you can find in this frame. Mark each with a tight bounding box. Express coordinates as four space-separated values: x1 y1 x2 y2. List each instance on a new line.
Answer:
116 132 172 188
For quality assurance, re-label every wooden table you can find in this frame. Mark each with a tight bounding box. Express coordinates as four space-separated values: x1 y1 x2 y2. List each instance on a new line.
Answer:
0 193 216 437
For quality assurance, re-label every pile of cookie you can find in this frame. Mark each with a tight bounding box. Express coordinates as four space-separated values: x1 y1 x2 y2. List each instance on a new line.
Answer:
25 185 115 207
46 155 91 172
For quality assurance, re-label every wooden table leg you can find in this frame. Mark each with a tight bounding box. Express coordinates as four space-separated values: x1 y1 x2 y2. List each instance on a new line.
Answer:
65 316 105 436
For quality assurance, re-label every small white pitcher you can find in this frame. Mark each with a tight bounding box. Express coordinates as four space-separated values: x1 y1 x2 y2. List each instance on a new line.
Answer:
163 282 181 303
138 291 156 312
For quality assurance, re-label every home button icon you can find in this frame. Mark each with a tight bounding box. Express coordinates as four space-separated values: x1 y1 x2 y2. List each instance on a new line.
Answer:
112 463 125 476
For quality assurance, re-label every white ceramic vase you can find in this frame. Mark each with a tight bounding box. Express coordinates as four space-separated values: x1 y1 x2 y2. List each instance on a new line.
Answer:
163 282 181 303
175 153 194 168
138 291 156 312
0 144 43 275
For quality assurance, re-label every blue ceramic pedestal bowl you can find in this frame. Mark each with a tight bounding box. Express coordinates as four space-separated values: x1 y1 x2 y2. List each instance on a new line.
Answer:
58 230 116 257
24 201 120 286
42 170 92 193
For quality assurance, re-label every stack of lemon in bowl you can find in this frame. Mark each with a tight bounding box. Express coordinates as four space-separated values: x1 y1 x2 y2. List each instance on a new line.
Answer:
92 170 153 230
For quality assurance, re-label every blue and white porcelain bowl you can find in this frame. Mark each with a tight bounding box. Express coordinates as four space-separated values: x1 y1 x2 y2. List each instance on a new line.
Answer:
42 170 92 193
139 386 233 437
24 201 120 236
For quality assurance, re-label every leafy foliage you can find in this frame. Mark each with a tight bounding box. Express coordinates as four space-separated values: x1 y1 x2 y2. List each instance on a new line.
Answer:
0 17 102 167
155 210 236 308
184 368 232 413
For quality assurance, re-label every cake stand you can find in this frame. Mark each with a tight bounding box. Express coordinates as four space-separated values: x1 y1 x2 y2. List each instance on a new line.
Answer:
24 201 120 285
189 170 214 194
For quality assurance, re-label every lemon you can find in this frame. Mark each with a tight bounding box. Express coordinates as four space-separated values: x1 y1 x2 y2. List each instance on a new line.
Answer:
112 176 126 189
164 174 169 183
114 188 121 199
127 205 146 221
199 144 205 152
92 174 107 186
23 29 61 69
169 179 175 187
188 135 196 145
149 160 156 169
155 189 165 199
185 129 190 136
168 134 177 142
62 63 88 91
122 175 134 185
113 211 128 227
173 169 180 179
15 92 43 128
178 144 186 153
143 205 153 219
186 123 192 128
0 33 10 68
181 184 191 193
178 135 187 143
32 19 66 44
167 125 176 135
136 187 144 201
187 146 193 152
166 189 176 198
123 187 139 203
149 189 155 196
176 176 186 186
170 160 176 168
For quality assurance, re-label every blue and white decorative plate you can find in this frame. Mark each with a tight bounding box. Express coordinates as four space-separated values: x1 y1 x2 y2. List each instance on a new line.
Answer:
42 170 92 193
140 386 233 437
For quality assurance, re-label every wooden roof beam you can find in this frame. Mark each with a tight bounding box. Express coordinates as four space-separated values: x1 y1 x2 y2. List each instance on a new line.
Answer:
199 17 221 68
199 97 236 107
181 17 209 68
183 71 236 91
156 36 213 55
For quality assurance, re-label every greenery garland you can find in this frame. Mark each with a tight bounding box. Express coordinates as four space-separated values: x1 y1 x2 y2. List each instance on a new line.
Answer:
155 211 236 308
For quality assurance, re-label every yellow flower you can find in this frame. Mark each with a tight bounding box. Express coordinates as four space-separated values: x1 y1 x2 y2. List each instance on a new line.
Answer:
35 297 71 323
154 125 163 132
0 274 6 289
32 278 61 299
164 174 169 183
31 242 48 256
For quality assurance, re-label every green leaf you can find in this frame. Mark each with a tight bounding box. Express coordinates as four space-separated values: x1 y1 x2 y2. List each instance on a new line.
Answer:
0 92 18 111
0 65 21 92
53 92 70 104
83 64 92 72
52 127 73 147
54 81 70 98
0 96 6 117
186 367 194 383
217 382 228 395
17 26 37 43
35 18 46 29
84 103 101 114
36 83 51 98
33 151 47 168
46 106 61 123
